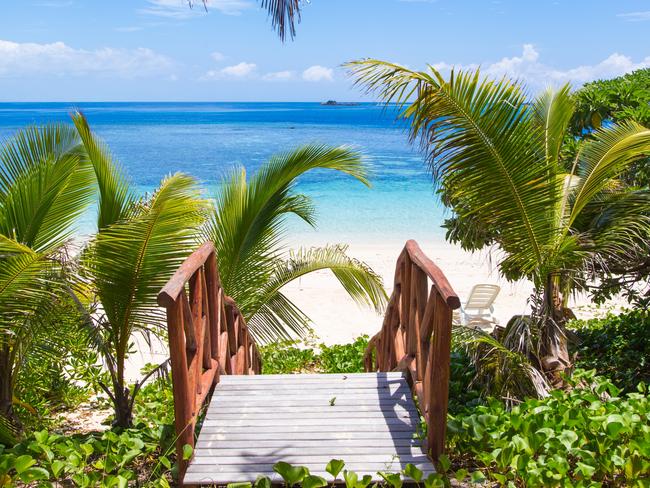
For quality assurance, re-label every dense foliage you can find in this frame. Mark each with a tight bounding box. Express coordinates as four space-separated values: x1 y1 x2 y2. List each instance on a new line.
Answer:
572 68 650 134
448 370 650 487
0 379 179 487
259 336 369 374
570 309 650 392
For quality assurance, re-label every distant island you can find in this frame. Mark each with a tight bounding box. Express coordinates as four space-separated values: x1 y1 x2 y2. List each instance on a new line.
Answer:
321 100 360 106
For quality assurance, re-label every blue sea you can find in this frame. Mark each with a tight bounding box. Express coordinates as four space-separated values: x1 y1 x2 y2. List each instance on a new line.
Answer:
0 102 446 243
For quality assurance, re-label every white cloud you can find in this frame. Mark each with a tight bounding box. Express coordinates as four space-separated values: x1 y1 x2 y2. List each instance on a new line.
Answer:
210 51 225 62
0 39 174 78
139 0 251 18
262 70 295 81
302 65 333 82
202 61 256 80
617 11 650 22
431 44 650 90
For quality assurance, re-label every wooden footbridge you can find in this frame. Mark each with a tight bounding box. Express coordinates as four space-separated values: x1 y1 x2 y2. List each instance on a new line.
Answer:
158 240 460 486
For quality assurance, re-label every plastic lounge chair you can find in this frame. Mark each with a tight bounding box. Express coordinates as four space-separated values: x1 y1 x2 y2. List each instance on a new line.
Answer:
454 284 501 329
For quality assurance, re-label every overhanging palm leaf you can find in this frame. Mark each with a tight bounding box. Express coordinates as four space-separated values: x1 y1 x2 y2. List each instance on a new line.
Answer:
347 60 557 282
568 121 650 226
205 144 386 343
248 245 386 341
72 113 134 230
195 0 302 41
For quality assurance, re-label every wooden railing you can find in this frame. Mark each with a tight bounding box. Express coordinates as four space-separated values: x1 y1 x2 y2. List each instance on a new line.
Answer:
157 242 261 479
364 240 460 461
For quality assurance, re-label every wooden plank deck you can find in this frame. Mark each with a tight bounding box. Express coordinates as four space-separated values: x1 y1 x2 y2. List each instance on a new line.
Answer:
184 372 436 485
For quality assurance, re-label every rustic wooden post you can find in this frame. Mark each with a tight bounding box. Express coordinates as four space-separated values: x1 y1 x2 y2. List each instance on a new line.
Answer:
364 240 460 462
427 293 453 460
158 242 262 484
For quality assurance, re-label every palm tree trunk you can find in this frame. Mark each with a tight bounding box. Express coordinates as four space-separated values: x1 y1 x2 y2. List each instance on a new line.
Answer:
0 347 13 419
540 273 571 377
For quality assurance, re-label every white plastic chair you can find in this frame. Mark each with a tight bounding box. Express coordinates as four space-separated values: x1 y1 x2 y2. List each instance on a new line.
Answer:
455 284 501 329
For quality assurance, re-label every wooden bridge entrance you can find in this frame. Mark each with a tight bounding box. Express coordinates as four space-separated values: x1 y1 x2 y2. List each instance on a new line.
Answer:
158 240 460 486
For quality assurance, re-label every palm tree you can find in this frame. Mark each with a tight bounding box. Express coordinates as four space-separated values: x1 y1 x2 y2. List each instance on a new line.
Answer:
347 60 650 377
204 144 387 343
0 123 95 426
73 114 207 427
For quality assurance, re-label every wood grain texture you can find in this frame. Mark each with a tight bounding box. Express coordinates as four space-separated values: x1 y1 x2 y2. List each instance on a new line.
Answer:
186 372 435 485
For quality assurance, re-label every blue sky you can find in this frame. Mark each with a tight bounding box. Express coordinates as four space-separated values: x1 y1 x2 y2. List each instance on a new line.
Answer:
1 0 649 101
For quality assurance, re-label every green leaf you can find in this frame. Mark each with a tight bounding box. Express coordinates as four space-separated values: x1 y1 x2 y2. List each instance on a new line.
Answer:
182 444 194 461
378 471 402 488
227 483 252 488
14 455 36 474
558 430 578 450
18 466 50 483
403 463 423 482
254 476 272 488
326 459 345 479
303 474 328 488
437 454 451 473
273 462 307 486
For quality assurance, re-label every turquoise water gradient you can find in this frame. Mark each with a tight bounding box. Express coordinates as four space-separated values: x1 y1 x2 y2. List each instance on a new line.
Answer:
0 102 447 242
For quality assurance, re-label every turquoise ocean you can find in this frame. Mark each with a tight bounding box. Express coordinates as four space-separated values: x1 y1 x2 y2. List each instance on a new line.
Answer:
0 102 447 244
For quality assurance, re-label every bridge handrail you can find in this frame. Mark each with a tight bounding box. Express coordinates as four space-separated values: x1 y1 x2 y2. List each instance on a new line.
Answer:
157 242 261 479
364 239 460 460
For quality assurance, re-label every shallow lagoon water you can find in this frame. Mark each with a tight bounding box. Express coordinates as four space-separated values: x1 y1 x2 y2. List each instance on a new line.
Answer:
0 102 447 243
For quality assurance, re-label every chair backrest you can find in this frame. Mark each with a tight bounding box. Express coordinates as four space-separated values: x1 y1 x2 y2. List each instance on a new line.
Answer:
465 284 500 310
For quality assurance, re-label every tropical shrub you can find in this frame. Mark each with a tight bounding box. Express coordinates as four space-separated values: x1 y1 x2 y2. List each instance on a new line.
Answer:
0 123 98 429
0 378 180 487
319 336 369 373
447 370 650 487
572 68 650 135
259 336 369 374
570 309 650 391
13 293 92 429
348 60 650 388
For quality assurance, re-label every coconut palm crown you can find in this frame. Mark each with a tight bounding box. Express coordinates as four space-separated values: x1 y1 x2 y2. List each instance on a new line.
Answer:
347 60 650 375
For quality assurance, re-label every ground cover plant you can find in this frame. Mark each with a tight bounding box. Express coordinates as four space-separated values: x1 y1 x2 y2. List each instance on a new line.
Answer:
448 370 650 487
570 309 650 392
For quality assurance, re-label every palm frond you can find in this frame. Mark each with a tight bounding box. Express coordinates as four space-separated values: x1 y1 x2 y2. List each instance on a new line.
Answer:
455 325 550 403
348 60 558 282
259 0 302 41
568 121 650 226
532 84 575 164
72 112 134 230
0 124 94 252
206 144 368 304
85 173 206 364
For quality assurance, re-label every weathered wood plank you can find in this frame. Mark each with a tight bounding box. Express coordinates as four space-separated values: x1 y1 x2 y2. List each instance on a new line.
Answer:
193 446 426 457
205 411 418 421
195 438 424 449
206 404 418 414
197 431 419 441
218 372 404 381
191 454 431 465
200 423 417 433
187 461 435 473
